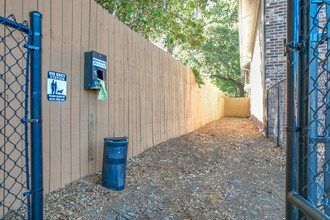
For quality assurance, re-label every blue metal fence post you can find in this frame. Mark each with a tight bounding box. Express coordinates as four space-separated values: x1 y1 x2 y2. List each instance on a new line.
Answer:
298 1 310 218
29 11 43 220
286 0 299 218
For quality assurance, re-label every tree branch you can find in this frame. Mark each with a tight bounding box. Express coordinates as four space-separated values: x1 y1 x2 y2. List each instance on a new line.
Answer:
212 74 242 86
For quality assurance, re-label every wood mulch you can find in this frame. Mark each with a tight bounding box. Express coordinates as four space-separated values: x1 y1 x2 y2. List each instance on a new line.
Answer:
44 117 285 219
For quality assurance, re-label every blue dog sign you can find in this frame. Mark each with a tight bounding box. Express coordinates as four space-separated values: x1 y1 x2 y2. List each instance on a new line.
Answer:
47 71 67 102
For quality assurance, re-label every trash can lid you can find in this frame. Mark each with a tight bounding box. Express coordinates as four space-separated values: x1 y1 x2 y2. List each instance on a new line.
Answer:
104 137 128 143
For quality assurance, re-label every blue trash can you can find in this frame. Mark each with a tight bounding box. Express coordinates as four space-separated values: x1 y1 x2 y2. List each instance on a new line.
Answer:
102 137 128 191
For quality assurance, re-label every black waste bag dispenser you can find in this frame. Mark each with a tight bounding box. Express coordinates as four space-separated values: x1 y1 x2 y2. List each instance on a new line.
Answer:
84 51 107 90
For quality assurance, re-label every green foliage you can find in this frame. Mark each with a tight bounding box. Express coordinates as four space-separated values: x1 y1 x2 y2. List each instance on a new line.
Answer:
177 0 244 97
96 0 211 50
96 0 243 96
191 68 204 88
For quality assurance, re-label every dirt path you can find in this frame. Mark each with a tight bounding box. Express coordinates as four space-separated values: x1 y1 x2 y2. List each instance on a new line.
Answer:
44 117 286 219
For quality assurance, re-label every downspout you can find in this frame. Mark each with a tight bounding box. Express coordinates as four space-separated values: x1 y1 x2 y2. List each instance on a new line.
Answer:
241 67 251 72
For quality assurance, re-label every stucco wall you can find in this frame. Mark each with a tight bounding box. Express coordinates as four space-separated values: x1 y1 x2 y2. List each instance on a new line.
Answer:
249 15 264 127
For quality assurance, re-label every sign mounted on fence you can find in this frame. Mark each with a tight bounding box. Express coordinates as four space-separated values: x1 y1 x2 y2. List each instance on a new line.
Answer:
47 71 67 102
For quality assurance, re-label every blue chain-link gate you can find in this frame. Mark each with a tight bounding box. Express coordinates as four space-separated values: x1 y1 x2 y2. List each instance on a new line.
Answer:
0 12 43 219
286 0 330 219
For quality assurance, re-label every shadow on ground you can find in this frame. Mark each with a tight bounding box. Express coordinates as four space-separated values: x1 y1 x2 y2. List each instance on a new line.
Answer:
44 117 285 219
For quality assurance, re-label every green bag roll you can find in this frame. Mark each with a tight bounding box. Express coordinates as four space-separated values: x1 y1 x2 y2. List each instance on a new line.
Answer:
97 78 108 101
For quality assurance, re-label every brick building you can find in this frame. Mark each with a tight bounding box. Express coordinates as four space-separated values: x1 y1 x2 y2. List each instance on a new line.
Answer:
238 0 287 145
265 0 286 87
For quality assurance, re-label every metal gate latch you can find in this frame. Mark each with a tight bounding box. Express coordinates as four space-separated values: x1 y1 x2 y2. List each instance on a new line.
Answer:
21 118 40 123
23 44 40 51
23 188 43 196
284 39 305 55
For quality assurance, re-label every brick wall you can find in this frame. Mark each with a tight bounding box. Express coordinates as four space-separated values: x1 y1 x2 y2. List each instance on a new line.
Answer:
265 0 287 87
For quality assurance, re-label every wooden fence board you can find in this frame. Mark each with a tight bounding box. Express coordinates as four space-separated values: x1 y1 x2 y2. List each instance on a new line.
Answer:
127 28 134 158
37 0 43 12
118 21 125 138
49 0 62 192
95 4 109 172
107 14 115 139
135 33 142 155
174 62 180 137
114 18 123 138
147 41 153 150
71 0 82 182
151 45 157 146
166 54 172 138
156 48 162 143
140 38 146 151
156 47 161 145
168 53 174 138
192 75 197 130
121 24 130 157
144 40 150 150
61 0 73 186
172 61 176 137
79 0 90 178
40 0 51 194
162 52 167 140
183 66 187 134
139 38 146 152
147 43 153 149
88 0 97 175
123 25 130 147
159 50 166 143
179 63 185 135
178 62 182 136
127 29 134 158
155 48 159 144
131 31 141 156
186 69 192 133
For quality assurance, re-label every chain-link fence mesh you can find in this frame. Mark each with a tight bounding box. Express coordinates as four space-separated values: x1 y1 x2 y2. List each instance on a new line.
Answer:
0 14 31 219
267 78 287 147
302 2 330 215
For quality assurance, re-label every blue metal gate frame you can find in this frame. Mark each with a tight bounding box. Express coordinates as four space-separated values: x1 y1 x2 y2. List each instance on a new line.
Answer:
0 11 42 219
286 0 330 219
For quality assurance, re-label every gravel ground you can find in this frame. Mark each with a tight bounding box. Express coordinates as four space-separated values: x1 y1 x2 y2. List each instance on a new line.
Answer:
44 117 286 219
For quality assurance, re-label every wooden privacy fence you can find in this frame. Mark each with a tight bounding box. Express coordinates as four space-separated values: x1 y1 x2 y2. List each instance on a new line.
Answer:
224 98 250 118
1 0 226 194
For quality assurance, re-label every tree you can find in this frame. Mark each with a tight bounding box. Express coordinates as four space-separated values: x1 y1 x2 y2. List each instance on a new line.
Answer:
96 0 243 97
95 0 211 54
177 0 244 97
